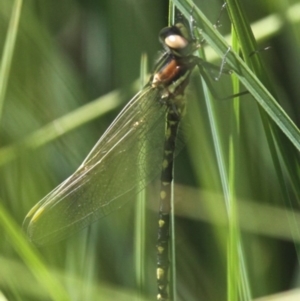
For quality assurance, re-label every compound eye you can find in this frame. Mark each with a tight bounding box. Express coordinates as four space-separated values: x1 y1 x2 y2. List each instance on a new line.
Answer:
164 34 188 50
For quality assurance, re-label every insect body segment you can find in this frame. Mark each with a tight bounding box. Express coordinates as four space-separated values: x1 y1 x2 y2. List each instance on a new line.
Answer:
153 24 199 300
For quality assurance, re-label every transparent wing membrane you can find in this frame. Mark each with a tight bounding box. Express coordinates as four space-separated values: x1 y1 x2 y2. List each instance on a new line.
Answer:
24 86 170 245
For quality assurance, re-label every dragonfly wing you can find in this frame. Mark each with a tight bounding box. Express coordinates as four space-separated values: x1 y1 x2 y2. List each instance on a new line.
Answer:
24 86 168 245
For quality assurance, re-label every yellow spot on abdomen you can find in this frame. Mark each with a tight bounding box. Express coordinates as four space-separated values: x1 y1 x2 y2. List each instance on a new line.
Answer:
160 191 166 200
162 159 168 169
157 267 165 280
158 219 165 227
166 127 171 139
157 246 164 254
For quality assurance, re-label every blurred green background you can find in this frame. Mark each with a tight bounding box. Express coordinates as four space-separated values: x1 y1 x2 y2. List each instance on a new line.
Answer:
1 0 300 300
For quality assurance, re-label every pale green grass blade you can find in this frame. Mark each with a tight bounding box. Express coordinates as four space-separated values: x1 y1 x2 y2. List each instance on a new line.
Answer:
0 89 123 166
173 0 300 151
0 200 70 301
227 27 245 301
134 53 148 300
0 0 22 120
226 0 300 261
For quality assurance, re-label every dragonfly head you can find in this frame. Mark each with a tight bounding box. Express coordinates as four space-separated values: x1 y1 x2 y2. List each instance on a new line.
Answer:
159 23 198 57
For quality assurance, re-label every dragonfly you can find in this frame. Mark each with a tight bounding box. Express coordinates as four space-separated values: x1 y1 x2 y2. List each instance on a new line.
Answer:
23 16 225 301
